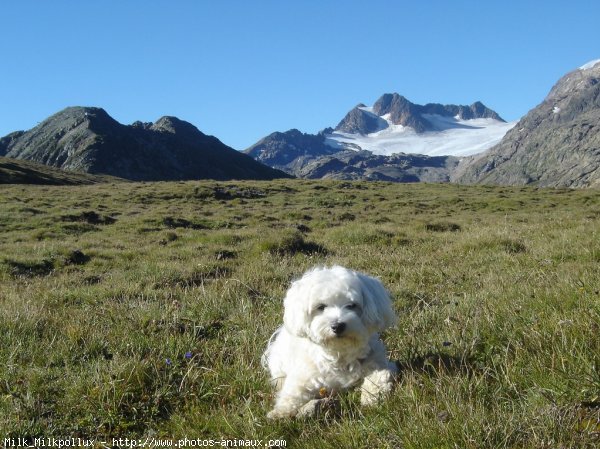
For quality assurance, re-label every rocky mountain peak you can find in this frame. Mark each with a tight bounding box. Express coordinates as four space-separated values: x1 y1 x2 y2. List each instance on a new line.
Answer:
354 93 504 134
336 93 429 134
455 59 600 188
53 106 115 126
151 116 197 134
372 93 411 112
372 93 420 125
334 107 387 135
463 101 504 121
31 106 123 138
545 60 600 103
150 116 207 145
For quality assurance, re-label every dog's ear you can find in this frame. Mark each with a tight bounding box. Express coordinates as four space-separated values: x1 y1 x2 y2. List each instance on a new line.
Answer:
357 273 397 333
283 279 310 337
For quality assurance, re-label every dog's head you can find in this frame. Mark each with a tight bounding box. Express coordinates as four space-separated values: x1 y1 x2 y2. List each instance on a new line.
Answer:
283 266 397 346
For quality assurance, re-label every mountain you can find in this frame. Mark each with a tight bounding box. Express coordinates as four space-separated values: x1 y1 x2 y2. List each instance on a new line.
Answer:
245 129 340 170
455 60 600 187
244 128 459 182
328 94 514 157
336 94 504 135
1 107 289 181
245 94 509 182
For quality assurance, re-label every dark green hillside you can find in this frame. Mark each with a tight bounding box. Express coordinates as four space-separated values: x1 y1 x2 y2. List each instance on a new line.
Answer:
0 156 124 185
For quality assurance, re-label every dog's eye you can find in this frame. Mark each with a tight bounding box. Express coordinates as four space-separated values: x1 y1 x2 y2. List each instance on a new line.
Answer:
346 303 359 310
315 304 326 312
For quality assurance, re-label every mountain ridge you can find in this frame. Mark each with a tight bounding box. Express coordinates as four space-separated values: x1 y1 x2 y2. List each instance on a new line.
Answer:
5 59 600 187
245 93 507 182
2 107 290 182
335 93 504 136
455 60 600 187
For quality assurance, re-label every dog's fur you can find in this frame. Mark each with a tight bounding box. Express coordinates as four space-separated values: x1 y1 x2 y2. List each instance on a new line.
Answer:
262 265 397 419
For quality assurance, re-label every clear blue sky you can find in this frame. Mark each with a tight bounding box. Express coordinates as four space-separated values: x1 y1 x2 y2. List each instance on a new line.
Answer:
1 1 599 150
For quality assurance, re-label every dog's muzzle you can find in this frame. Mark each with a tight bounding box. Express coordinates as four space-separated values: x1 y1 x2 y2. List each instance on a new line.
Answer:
331 322 346 335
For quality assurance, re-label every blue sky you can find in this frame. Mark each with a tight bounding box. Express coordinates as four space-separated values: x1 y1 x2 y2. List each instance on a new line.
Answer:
1 1 599 150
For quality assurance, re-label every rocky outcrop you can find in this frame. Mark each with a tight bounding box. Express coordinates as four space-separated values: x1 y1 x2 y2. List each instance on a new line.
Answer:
367 93 504 133
0 131 25 156
372 94 430 132
455 60 600 188
335 106 388 135
297 150 460 183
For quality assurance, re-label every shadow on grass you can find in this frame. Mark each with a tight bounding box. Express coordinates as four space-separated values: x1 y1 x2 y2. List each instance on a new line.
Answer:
61 210 116 225
396 352 476 377
257 231 328 256
3 258 55 277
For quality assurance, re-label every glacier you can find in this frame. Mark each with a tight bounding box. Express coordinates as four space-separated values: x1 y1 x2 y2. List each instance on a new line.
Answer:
325 111 516 157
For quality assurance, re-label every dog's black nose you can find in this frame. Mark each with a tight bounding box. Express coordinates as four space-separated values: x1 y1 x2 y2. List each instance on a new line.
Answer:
331 322 346 335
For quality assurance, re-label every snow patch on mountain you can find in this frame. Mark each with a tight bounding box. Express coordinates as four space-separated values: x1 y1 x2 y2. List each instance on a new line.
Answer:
579 59 600 70
325 113 516 157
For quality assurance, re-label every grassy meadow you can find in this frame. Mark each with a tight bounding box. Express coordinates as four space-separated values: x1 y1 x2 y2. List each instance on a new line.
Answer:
0 179 599 448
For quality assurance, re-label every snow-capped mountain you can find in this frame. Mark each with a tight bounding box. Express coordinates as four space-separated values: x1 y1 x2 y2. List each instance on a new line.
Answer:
325 94 516 157
326 110 515 157
245 94 513 182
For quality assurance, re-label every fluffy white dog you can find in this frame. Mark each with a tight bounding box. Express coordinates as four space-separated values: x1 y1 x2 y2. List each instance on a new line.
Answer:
262 265 398 419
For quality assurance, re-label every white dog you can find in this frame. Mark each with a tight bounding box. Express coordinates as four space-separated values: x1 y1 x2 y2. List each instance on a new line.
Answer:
262 265 398 419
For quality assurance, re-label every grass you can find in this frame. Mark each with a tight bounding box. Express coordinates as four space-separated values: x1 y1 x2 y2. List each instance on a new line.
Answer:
0 179 599 448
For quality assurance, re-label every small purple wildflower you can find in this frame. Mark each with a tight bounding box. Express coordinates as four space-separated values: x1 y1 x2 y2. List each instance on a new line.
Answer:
184 351 193 359
442 341 452 347
165 358 172 366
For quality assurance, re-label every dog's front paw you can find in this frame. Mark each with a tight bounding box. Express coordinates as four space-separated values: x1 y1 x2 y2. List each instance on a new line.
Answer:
360 368 395 406
296 398 340 419
266 407 295 420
